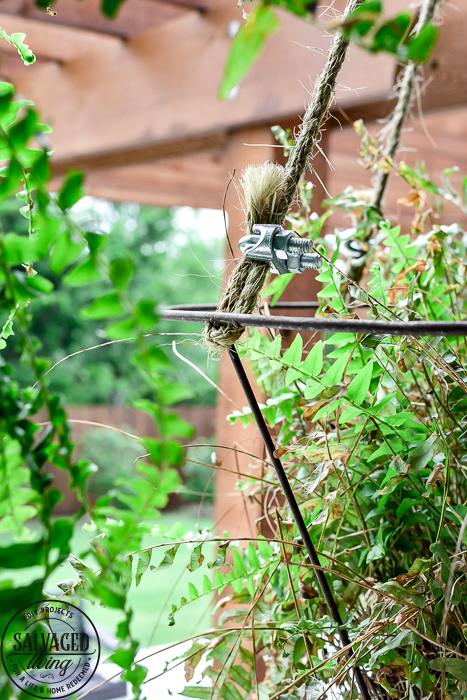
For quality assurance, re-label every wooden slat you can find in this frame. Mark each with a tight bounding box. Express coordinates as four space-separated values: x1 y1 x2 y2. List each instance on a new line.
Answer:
4 0 461 182
0 0 186 38
11 5 396 171
0 12 120 62
53 133 228 175
82 146 229 209
0 52 50 82
156 0 212 8
420 2 467 113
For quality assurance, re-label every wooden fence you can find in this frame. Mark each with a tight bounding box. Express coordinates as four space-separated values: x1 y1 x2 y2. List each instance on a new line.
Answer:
41 404 216 514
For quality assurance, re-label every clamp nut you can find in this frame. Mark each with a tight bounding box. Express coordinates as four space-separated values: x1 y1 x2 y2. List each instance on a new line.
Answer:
239 224 322 275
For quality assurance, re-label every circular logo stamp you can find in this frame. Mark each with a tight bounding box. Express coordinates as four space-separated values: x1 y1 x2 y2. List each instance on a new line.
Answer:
1 599 100 699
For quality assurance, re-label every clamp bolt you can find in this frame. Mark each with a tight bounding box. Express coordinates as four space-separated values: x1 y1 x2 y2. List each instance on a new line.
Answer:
239 224 322 275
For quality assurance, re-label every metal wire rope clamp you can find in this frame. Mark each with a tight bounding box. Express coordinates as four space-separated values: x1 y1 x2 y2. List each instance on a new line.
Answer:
239 223 322 275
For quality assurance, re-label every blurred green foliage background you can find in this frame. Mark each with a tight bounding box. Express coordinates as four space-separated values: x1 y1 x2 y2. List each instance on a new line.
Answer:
2 197 225 405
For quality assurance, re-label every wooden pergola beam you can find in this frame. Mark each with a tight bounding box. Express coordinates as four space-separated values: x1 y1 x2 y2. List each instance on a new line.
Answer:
81 145 228 209
154 0 223 9
12 5 397 172
3 1 462 178
0 0 188 38
0 12 120 62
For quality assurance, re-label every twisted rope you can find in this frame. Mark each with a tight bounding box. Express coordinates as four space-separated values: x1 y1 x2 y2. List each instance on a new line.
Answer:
203 0 363 354
345 0 443 287
372 0 442 211
203 163 288 353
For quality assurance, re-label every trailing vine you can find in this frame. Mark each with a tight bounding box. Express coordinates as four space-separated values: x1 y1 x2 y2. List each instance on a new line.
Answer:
0 80 193 699
0 3 463 700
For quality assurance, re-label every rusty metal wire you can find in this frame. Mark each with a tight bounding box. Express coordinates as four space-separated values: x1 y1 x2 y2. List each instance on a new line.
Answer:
162 304 467 337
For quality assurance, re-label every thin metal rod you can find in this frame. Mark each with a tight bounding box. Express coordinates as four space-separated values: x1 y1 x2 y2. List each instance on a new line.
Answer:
162 308 467 337
166 302 320 311
228 346 371 700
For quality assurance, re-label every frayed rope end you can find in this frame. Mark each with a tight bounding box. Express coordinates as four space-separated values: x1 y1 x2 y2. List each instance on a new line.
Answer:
203 163 287 354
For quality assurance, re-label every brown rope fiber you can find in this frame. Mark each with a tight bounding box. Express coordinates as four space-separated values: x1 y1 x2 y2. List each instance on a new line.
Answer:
203 163 288 353
203 0 363 354
346 0 442 286
372 0 442 211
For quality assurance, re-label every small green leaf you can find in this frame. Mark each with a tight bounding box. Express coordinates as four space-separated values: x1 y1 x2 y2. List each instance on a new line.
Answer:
232 549 248 577
321 350 350 388
303 461 331 495
408 558 430 577
3 232 39 265
180 688 212 699
208 541 229 569
0 30 35 65
163 440 184 466
338 1 381 40
346 0 381 16
214 570 225 590
257 538 274 559
371 14 411 55
105 317 134 340
0 540 45 569
160 411 194 439
0 82 14 114
285 367 301 384
132 346 172 375
135 550 152 586
0 307 16 348
85 231 107 254
268 0 312 18
219 5 280 100
168 603 177 626
109 256 134 289
80 292 126 320
187 543 205 572
405 24 439 63
188 582 199 599
264 334 282 359
346 361 373 405
301 340 323 377
366 543 385 563
402 348 418 372
101 0 126 18
64 259 101 286
50 232 84 274
67 553 92 573
376 581 424 607
157 379 194 407
246 573 256 597
57 170 85 210
396 497 417 520
282 334 303 367
122 664 148 696
152 544 180 571
360 333 388 349
429 658 467 681
56 579 74 593
430 541 451 569
107 641 138 670
248 542 260 570
25 275 53 294
408 434 438 470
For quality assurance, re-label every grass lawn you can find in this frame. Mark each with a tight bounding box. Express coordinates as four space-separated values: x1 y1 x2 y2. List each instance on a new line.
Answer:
79 507 215 649
3 506 215 651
